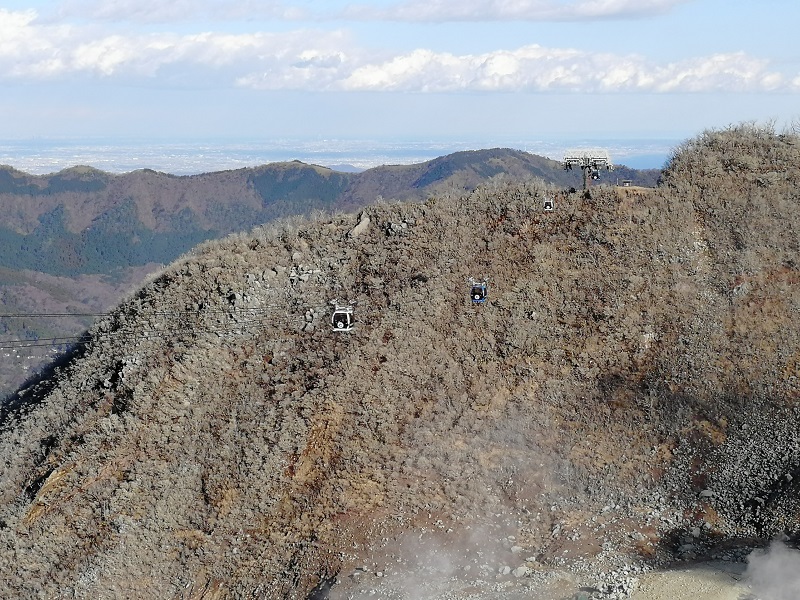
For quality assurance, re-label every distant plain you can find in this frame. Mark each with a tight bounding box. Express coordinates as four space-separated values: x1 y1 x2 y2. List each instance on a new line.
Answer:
0 137 676 175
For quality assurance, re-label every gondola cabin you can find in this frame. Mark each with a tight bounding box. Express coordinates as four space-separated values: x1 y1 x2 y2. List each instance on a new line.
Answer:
543 198 554 211
331 305 354 332
470 280 488 304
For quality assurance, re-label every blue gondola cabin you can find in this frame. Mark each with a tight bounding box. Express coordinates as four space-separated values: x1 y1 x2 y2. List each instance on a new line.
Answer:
470 280 488 304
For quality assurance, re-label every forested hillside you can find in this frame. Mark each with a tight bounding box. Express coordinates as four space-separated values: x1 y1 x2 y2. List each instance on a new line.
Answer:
0 150 657 276
0 148 658 400
2 124 794 599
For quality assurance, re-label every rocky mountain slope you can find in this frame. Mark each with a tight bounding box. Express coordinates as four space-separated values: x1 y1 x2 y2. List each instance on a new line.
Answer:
0 148 657 400
1 124 798 599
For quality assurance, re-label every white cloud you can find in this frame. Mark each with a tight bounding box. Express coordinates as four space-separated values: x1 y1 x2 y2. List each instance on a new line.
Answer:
0 9 355 83
650 53 779 93
53 0 309 23
0 8 796 94
44 0 693 24
340 0 694 22
339 46 789 93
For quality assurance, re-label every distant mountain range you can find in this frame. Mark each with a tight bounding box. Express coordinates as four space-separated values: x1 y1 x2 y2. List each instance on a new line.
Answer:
0 147 659 398
0 148 656 277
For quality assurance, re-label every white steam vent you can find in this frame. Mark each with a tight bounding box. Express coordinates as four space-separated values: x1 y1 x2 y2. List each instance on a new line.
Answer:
745 539 800 600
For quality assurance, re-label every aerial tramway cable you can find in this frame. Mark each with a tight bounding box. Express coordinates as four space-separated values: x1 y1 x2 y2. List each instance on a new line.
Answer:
0 303 309 350
0 318 280 350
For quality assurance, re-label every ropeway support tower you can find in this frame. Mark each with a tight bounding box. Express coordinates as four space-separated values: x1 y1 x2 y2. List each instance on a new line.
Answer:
563 148 613 191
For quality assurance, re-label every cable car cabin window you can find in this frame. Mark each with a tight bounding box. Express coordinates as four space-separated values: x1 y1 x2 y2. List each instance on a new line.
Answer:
331 307 354 331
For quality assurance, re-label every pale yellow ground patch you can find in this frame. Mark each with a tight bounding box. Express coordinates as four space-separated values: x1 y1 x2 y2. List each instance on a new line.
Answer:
630 562 751 600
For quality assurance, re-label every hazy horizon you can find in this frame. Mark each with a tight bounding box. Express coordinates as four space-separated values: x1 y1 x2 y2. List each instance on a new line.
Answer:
0 136 676 176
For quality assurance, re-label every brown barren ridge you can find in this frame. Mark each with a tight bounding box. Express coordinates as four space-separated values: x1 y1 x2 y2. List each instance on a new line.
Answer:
1 123 800 599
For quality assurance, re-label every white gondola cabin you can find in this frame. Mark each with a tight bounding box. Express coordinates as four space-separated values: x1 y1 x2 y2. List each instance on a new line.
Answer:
331 305 354 332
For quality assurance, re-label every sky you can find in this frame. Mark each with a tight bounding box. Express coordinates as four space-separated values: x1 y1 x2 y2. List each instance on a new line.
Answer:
1 0 799 147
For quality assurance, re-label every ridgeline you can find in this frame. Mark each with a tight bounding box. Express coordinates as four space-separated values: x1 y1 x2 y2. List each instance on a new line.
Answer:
0 148 657 400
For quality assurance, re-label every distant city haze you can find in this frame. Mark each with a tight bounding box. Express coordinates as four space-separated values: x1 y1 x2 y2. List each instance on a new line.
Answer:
0 137 674 175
